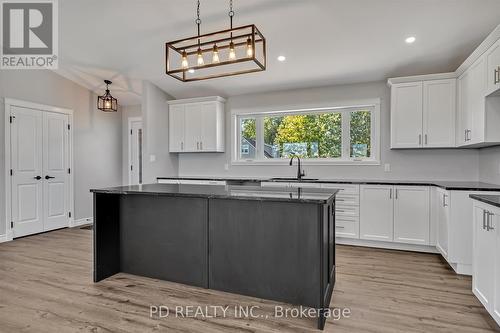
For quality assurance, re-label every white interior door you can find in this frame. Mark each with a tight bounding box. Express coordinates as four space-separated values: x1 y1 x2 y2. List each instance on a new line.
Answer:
129 120 143 185
10 106 70 238
43 112 69 231
11 106 44 238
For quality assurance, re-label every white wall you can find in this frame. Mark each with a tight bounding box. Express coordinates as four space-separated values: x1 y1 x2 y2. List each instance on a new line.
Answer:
178 81 480 181
479 146 500 185
0 70 122 236
142 81 178 183
121 105 142 185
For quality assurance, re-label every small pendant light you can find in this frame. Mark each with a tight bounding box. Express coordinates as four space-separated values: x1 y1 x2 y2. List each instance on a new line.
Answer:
97 80 118 112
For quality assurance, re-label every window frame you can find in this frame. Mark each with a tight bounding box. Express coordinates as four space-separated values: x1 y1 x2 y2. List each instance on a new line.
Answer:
231 99 381 165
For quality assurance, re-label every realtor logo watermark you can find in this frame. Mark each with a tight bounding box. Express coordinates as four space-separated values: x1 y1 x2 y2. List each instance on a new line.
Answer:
1 0 58 69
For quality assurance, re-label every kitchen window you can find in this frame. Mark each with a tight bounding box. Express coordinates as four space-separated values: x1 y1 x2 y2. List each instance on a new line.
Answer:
233 103 380 165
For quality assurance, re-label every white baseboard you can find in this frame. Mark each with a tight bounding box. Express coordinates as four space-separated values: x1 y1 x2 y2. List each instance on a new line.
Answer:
71 217 93 228
336 237 439 254
0 234 7 243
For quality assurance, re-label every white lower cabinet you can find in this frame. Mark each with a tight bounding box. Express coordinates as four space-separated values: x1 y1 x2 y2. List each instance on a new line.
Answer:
394 186 430 245
360 185 394 241
435 188 450 258
472 201 499 326
360 185 430 245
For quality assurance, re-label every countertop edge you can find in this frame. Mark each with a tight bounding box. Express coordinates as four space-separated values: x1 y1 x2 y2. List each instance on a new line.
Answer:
469 194 500 209
157 177 500 191
91 188 338 205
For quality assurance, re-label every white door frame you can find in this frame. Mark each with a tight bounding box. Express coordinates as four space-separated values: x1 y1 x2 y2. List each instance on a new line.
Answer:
4 98 74 242
128 117 142 185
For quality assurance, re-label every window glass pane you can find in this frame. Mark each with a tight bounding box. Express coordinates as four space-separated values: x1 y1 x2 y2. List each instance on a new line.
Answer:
263 113 342 159
239 118 256 159
350 110 371 158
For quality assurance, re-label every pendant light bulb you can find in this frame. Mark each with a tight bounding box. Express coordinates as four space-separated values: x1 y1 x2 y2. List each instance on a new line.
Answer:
197 48 204 66
181 50 189 69
246 37 253 57
212 44 220 63
104 99 111 109
229 41 236 60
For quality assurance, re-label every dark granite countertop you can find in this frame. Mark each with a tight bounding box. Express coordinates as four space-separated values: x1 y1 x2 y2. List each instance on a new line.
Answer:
469 194 500 208
157 177 500 192
91 184 338 204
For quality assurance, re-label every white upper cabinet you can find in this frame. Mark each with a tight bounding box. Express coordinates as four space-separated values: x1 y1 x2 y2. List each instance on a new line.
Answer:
168 96 225 153
458 56 487 146
390 82 423 148
390 79 456 149
389 26 500 149
423 79 456 147
169 104 185 152
486 39 500 96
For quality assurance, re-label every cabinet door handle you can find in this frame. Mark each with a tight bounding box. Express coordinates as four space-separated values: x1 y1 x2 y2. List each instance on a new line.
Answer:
34 176 42 180
335 226 345 229
196 142 199 150
443 194 448 207
488 212 495 231
389 188 392 199
495 67 500 85
424 134 428 145
200 141 203 150
181 142 184 150
464 129 467 142
483 210 487 230
395 189 398 200
419 134 422 145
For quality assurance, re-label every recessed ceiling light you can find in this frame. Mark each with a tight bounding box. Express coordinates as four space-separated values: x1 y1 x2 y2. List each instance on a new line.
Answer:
277 55 286 62
405 36 416 44
188 69 195 73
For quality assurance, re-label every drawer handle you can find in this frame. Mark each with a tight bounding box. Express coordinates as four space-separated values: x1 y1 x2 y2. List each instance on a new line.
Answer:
335 226 345 229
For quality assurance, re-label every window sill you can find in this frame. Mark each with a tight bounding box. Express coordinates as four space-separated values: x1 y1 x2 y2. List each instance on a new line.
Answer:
231 159 381 166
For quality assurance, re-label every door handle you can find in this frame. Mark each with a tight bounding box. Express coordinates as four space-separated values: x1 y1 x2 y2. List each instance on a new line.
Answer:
34 176 42 180
487 212 495 231
45 175 55 180
495 67 500 85
483 210 487 230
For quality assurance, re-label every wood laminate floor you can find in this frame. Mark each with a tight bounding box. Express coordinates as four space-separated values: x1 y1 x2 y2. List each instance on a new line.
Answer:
0 227 499 333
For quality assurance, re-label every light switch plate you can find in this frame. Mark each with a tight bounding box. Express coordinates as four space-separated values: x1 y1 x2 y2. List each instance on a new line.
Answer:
384 163 391 172
149 154 156 162
224 163 229 170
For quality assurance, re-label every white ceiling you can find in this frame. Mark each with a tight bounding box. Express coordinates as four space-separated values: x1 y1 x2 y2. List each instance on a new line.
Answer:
57 0 500 105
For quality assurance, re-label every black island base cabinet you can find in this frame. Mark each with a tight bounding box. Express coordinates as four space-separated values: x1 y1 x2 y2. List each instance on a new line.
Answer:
92 184 337 329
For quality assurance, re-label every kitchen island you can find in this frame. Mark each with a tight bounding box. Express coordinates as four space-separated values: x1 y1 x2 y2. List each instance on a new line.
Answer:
91 183 338 329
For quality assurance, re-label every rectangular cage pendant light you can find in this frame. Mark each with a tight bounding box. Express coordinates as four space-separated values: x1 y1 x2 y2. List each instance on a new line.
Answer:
166 25 266 82
165 1 266 82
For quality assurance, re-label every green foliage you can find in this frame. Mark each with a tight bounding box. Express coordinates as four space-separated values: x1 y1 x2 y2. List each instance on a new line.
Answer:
240 111 371 159
240 118 256 140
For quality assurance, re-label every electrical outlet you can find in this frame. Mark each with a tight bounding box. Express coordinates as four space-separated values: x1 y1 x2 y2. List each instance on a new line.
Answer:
224 163 229 171
384 164 391 172
498 162 500 174
149 154 156 162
